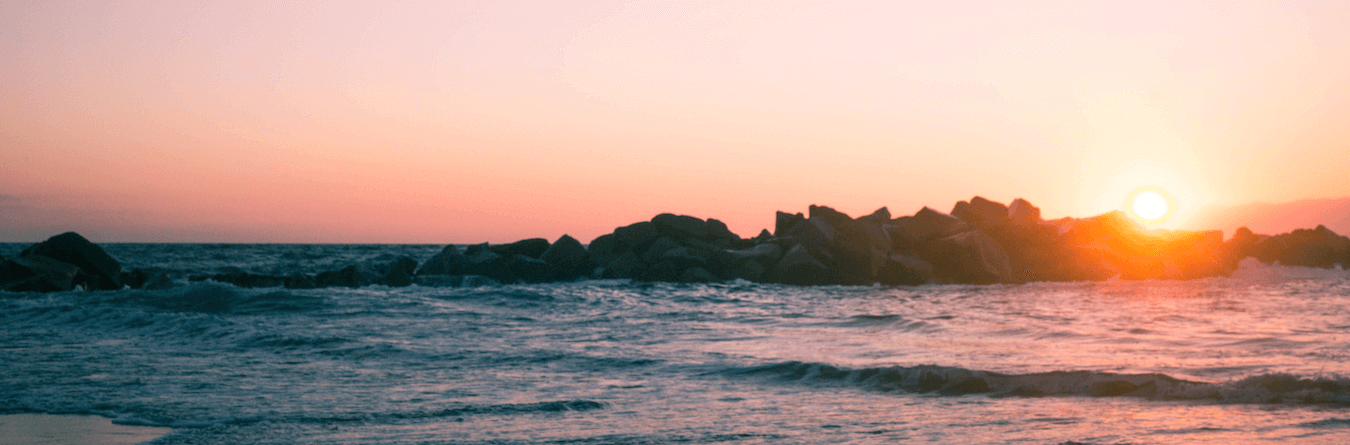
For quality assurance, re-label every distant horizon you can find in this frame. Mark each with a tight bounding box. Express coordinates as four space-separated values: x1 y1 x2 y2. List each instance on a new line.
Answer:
4 194 1348 244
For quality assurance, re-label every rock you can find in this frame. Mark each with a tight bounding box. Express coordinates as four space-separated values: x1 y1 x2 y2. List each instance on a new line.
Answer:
725 243 783 266
920 230 1014 284
768 244 831 285
890 207 966 246
775 211 805 237
877 254 935 285
834 218 892 280
642 237 685 265
380 257 418 286
284 273 317 289
659 246 707 270
1007 198 1042 227
507 255 556 283
788 217 838 250
951 196 1009 227
809 204 854 230
705 218 737 242
417 245 467 276
726 259 768 282
857 207 891 225
462 244 513 283
315 265 382 288
614 221 660 248
383 266 413 287
0 255 82 292
1250 225 1350 268
601 251 644 279
20 232 122 290
637 260 680 282
652 213 709 240
587 233 623 266
541 234 594 280
489 238 550 258
679 266 719 283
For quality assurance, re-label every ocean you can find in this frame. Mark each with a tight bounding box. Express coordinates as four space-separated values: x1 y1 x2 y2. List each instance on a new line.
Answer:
3 243 1350 444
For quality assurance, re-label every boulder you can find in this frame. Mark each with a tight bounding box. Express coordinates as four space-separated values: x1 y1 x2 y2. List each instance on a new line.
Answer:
507 255 556 283
540 234 594 280
316 265 382 288
1250 225 1350 268
768 244 831 285
705 218 738 243
587 233 623 266
890 207 966 247
809 204 854 230
0 255 82 292
659 246 707 270
417 245 467 276
951 196 1009 227
775 211 805 237
679 266 719 283
1007 198 1042 227
788 217 838 250
725 259 768 282
614 221 660 247
383 266 413 287
877 254 935 285
601 251 644 279
724 243 783 267
857 207 891 225
489 238 550 258
380 257 418 286
637 260 680 282
920 230 1015 284
652 213 709 240
642 237 684 265
462 243 512 282
834 218 892 280
20 232 122 290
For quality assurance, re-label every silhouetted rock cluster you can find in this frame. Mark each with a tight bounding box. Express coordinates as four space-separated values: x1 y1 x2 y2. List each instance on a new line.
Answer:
6 197 1350 292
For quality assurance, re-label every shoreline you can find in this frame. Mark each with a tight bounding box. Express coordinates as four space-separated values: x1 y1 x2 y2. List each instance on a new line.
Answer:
0 413 172 445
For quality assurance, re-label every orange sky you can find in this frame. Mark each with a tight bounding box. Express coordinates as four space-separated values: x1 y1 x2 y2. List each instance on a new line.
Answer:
3 1 1348 243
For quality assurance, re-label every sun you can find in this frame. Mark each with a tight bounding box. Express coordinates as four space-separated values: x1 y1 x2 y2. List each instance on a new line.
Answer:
1127 187 1172 224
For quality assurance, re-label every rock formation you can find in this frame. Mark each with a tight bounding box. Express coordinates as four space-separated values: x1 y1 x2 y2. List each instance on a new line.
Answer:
5 196 1350 292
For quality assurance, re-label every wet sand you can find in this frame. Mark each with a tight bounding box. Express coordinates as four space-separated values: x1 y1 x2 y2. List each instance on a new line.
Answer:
0 414 171 445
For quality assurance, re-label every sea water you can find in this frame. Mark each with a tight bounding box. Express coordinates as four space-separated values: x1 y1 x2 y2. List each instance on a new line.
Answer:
3 243 1350 444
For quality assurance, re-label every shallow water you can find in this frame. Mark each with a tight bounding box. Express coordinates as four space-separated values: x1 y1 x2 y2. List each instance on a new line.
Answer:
3 244 1350 444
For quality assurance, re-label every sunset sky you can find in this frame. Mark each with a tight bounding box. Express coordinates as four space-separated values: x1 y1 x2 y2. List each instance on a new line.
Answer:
3 1 1348 243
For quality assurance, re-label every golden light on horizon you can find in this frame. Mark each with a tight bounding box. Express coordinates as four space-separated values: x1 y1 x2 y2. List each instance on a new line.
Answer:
1128 188 1173 225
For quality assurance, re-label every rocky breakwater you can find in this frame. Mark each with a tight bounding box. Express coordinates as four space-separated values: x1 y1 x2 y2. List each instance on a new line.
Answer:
6 197 1350 292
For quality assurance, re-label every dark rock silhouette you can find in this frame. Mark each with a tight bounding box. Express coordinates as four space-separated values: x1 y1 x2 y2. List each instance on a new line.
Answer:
417 245 467 276
489 238 550 259
19 231 122 290
540 234 594 280
6 195 1350 292
1 255 82 292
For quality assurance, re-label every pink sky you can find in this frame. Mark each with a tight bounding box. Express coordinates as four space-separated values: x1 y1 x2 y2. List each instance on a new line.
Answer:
3 1 1349 243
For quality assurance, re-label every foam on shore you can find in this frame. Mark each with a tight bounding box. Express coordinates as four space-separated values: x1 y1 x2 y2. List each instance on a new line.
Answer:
0 414 171 445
